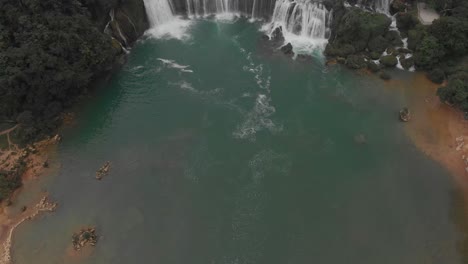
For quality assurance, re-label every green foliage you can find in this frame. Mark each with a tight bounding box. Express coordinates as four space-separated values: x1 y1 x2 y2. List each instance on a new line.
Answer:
0 169 23 201
414 35 445 69
0 0 119 142
430 16 468 56
437 74 468 111
331 8 391 52
380 55 398 67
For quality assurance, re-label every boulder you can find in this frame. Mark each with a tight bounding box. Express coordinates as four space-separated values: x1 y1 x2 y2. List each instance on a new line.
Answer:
346 54 367 69
380 55 398 67
399 107 411 122
271 26 285 43
380 71 392 80
370 52 381 60
281 43 294 56
400 56 414 69
367 61 381 72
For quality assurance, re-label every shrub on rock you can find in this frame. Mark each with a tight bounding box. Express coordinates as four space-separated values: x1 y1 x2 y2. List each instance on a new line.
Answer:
380 55 398 67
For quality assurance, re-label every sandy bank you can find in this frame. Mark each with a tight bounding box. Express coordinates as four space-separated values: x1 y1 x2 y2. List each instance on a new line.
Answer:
0 137 60 264
402 74 468 189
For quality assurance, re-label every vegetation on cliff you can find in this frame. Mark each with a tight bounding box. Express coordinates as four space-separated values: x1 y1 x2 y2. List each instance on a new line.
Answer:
0 0 121 143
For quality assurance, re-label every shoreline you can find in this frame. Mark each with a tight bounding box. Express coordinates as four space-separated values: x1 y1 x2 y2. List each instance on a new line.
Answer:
0 137 59 264
401 73 468 187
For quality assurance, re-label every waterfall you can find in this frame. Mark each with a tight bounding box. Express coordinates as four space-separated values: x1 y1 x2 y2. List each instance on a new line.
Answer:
265 0 332 53
181 0 275 19
143 0 175 27
375 0 390 14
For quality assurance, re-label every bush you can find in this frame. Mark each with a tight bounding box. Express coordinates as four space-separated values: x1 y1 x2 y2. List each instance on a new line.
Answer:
380 55 398 67
428 68 445 84
414 35 445 69
437 74 468 111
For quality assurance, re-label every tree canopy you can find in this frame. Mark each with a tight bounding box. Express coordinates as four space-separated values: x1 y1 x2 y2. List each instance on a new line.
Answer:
0 0 119 142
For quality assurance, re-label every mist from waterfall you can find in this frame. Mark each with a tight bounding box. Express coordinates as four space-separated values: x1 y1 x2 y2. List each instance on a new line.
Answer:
143 0 192 39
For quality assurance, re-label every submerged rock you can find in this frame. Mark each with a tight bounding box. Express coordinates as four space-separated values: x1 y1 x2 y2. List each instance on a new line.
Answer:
96 161 111 180
399 107 411 122
380 71 392 80
72 227 98 251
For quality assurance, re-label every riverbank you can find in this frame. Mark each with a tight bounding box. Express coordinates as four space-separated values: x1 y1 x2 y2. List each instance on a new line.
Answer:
402 74 468 188
0 137 59 264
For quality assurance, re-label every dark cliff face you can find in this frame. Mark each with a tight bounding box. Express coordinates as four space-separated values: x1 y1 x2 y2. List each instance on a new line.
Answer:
83 0 149 45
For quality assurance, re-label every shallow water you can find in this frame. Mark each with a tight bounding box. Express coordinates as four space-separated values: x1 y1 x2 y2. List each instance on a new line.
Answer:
12 19 467 264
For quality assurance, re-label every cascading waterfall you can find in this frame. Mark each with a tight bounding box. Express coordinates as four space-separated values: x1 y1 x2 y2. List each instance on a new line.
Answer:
143 0 175 26
266 0 332 53
375 0 390 14
270 0 331 39
183 0 275 19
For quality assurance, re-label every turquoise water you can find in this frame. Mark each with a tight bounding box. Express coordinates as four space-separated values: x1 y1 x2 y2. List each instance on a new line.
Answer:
12 19 466 263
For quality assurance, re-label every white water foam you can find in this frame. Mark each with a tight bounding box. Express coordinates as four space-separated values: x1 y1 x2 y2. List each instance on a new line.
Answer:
143 0 192 40
145 19 192 40
233 94 282 140
157 58 194 73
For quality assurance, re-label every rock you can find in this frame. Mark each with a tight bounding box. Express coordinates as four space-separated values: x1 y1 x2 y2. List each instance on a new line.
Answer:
346 54 367 69
380 71 392 80
271 26 285 43
261 34 270 41
21 206 27 212
398 48 412 54
72 227 98 251
367 61 381 72
370 51 381 60
399 107 411 122
337 57 346 64
53 134 62 143
42 160 49 168
280 43 294 56
296 54 313 63
354 134 367 144
400 56 414 69
380 55 398 67
96 161 111 180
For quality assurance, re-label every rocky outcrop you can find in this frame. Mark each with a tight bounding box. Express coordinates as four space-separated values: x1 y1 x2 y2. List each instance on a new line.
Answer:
84 0 149 47
72 227 98 250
